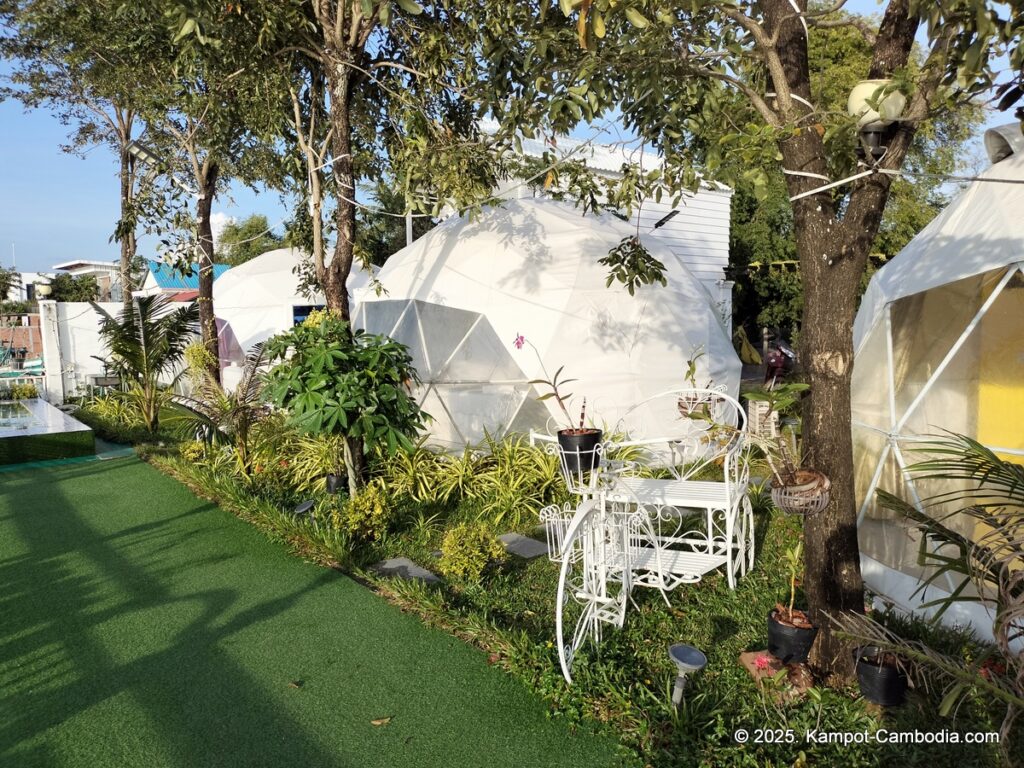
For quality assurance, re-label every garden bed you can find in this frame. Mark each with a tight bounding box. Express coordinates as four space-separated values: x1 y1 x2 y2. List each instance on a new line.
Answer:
148 443 1017 768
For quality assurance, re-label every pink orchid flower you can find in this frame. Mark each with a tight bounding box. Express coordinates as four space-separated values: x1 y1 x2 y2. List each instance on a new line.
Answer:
754 654 773 671
513 334 525 350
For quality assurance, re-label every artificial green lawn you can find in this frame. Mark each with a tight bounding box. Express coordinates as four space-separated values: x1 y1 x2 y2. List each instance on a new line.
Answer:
0 458 627 768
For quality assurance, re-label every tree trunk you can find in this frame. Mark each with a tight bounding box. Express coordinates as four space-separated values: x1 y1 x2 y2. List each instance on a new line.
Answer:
196 162 221 383
761 0 927 678
118 147 137 312
325 52 366 489
794 203 868 679
326 57 356 321
761 0 868 678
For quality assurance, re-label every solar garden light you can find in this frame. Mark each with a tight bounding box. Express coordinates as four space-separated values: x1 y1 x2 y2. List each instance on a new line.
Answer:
126 140 197 195
668 643 707 709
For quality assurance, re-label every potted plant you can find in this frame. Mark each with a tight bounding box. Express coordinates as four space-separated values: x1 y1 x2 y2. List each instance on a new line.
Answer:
744 382 808 437
767 542 819 664
853 646 908 706
514 334 602 474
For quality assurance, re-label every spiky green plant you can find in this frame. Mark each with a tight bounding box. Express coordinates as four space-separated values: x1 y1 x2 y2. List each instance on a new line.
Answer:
172 343 270 475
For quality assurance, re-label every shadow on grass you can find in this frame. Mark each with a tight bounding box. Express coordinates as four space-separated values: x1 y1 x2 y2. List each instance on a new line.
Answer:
0 460 349 768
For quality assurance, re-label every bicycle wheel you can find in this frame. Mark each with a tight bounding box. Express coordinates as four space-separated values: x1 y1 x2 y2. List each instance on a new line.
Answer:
555 502 630 683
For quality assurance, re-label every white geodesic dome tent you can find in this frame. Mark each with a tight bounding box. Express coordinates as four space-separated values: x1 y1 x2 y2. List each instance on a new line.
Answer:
353 198 741 448
214 247 375 364
852 124 1024 639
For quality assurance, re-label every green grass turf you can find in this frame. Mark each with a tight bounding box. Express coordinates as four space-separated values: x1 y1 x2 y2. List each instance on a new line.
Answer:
0 458 625 768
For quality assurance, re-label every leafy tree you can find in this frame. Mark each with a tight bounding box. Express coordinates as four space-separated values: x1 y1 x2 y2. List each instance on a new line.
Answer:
173 1 500 321
92 294 198 433
727 18 984 338
215 215 283 267
0 267 16 300
264 309 426 496
49 273 98 302
477 0 1019 674
0 1 165 311
105 2 289 383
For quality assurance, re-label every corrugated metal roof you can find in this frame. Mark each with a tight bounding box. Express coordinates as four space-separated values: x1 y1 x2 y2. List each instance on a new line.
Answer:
147 260 230 290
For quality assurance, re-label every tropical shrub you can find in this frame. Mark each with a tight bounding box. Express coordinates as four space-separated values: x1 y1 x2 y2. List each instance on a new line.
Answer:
281 433 348 496
335 480 394 543
0 382 40 399
178 440 207 463
173 344 270 475
82 392 144 426
472 433 563 525
437 522 507 584
373 433 567 525
377 440 449 504
264 309 426 495
92 294 198 432
246 459 299 507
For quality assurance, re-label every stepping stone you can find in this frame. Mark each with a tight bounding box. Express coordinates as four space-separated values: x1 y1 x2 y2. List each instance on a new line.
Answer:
498 533 549 560
372 557 442 584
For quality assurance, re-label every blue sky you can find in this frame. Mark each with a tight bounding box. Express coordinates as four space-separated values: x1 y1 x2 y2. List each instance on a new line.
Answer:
0 3 1014 273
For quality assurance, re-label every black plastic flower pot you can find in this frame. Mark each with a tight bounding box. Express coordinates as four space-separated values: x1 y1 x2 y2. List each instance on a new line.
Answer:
767 609 819 664
854 646 908 707
557 428 603 475
325 473 343 494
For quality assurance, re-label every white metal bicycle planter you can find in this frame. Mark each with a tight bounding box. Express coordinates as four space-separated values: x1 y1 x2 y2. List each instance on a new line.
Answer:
535 388 755 683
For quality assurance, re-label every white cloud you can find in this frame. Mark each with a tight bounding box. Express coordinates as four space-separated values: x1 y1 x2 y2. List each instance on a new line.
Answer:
210 212 235 244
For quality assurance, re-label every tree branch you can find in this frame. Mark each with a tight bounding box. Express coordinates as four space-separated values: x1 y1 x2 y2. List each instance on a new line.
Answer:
719 6 797 117
694 65 783 127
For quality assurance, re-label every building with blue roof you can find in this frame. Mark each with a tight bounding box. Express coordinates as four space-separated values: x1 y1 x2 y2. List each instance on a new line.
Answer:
140 260 231 295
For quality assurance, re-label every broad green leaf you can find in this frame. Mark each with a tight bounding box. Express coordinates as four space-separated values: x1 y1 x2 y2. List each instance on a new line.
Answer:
173 17 197 43
396 0 424 15
938 683 965 717
624 7 649 29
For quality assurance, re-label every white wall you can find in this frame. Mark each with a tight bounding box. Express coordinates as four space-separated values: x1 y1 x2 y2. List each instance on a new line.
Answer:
634 191 732 286
39 300 189 403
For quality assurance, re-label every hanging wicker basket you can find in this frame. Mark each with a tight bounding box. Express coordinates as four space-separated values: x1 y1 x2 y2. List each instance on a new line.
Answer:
770 470 831 515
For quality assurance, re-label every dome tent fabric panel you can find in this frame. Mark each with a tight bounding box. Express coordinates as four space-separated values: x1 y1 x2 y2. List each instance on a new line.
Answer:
853 135 1024 352
851 126 1024 644
213 247 375 364
354 198 740 448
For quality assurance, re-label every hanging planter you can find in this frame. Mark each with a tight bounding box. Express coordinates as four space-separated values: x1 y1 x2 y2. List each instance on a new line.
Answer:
557 428 603 474
771 469 831 515
854 646 908 706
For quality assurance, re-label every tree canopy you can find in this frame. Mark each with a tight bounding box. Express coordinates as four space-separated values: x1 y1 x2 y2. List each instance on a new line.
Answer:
49 273 98 302
215 215 284 267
